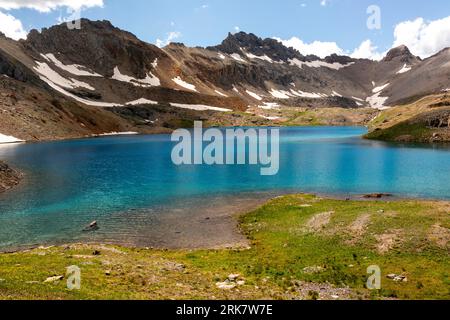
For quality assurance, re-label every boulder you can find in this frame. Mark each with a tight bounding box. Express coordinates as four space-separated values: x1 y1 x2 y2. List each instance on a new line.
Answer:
83 221 99 232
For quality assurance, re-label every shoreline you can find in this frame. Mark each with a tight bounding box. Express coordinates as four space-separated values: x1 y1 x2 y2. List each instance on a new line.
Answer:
1 192 448 254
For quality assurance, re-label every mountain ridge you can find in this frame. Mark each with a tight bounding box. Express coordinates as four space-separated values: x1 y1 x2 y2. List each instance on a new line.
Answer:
0 19 449 142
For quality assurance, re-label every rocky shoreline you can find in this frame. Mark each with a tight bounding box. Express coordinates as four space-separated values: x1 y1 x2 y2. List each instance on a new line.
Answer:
0 161 22 193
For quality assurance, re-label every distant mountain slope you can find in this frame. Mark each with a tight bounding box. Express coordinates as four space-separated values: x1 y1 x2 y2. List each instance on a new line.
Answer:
0 19 449 142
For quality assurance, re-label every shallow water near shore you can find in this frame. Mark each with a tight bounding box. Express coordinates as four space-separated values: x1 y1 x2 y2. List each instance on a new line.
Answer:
1 126 450 250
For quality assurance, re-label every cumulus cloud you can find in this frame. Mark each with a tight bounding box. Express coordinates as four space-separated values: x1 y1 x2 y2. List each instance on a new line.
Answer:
351 39 385 60
274 36 344 58
156 31 181 48
0 0 103 12
392 16 450 58
275 15 450 61
0 10 26 40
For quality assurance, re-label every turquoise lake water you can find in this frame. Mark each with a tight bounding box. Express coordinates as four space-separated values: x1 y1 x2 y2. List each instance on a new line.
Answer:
1 126 450 249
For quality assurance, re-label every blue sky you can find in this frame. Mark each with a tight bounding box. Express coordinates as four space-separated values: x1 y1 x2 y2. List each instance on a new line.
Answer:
1 0 450 59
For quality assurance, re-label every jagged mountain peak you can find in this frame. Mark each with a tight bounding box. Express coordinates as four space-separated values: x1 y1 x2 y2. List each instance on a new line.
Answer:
382 45 421 63
23 19 166 78
208 31 302 62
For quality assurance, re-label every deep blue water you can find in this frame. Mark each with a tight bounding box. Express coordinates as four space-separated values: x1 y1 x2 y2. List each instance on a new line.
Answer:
1 126 450 249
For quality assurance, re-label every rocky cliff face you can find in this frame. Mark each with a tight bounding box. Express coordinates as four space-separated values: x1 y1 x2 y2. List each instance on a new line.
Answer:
0 161 22 193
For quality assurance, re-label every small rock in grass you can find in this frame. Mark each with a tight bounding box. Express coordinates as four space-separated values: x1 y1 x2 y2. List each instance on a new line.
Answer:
216 281 236 290
228 274 240 281
44 275 64 283
387 274 408 282
105 270 111 276
237 280 246 286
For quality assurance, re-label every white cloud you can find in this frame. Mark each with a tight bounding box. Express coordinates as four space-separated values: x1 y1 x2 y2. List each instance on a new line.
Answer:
0 10 26 40
0 0 103 12
274 36 344 58
351 39 385 61
156 31 181 48
276 15 450 61
320 0 327 6
392 16 450 58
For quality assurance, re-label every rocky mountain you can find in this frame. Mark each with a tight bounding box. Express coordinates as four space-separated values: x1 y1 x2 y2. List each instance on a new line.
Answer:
0 160 22 193
0 19 449 142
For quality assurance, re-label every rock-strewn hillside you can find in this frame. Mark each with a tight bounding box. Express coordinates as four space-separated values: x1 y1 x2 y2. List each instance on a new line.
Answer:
0 161 22 193
366 94 450 142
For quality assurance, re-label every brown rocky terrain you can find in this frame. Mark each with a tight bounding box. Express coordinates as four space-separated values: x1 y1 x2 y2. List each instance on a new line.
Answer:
366 93 450 142
0 19 449 144
0 160 22 193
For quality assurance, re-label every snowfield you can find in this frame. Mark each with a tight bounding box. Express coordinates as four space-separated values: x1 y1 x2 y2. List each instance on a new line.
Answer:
373 83 390 94
36 72 122 107
244 52 274 63
112 67 160 87
270 89 292 99
230 53 247 63
290 89 325 99
42 53 102 77
172 77 198 92
34 61 95 90
289 58 354 70
258 102 280 110
366 83 390 109
126 98 158 105
260 115 281 120
214 90 228 97
0 133 24 144
246 90 263 101
397 64 412 74
170 103 231 112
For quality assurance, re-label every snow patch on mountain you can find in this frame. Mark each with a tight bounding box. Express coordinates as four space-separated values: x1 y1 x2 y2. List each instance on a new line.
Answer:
397 64 412 74
172 77 197 92
260 115 281 120
366 83 391 109
246 90 263 100
258 102 280 110
289 58 354 70
352 96 364 102
34 63 121 107
112 67 160 87
245 52 274 63
42 53 102 77
151 58 158 69
289 89 325 99
169 103 231 112
215 90 228 97
126 98 158 105
34 61 95 90
270 89 292 99
231 53 247 63
0 133 24 144
373 83 390 93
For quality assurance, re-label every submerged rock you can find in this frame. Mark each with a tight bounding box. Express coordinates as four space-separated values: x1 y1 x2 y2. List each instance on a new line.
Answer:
83 221 99 232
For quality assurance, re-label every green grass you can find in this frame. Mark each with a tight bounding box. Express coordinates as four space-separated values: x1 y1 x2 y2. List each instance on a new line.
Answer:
365 121 431 142
0 194 448 300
